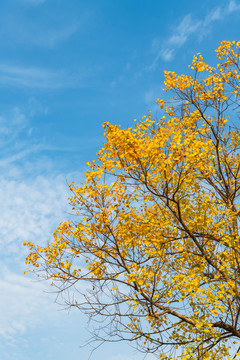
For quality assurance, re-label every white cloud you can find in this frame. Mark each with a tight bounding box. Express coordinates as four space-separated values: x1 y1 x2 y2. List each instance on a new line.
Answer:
159 48 174 63
0 104 48 174
0 148 36 167
0 102 73 259
0 175 70 261
0 64 82 89
149 14 201 67
0 7 81 50
204 7 222 25
0 107 81 351
37 22 79 48
0 99 47 137
0 91 93 357
149 0 240 66
0 168 85 350
228 0 240 12
169 14 200 47
0 268 56 341
0 109 25 145
0 116 75 343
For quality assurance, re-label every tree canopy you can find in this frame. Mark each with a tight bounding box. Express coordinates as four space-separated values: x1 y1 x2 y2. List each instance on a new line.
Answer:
24 40 240 359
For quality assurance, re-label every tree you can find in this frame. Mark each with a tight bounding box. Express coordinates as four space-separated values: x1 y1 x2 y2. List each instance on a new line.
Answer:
25 41 240 359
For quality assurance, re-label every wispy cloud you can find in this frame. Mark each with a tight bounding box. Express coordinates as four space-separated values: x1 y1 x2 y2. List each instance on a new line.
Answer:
0 7 81 49
37 22 79 48
149 0 240 67
0 101 82 255
0 99 80 350
0 175 70 262
0 101 48 159
149 14 200 67
0 64 84 88
0 103 70 248
228 0 240 12
0 106 27 147
0 268 56 341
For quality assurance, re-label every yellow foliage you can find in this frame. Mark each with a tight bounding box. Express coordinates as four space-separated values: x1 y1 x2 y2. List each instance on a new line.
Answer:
24 41 240 359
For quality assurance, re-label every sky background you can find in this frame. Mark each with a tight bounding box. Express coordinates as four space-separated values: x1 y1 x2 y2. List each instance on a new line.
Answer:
1 0 240 359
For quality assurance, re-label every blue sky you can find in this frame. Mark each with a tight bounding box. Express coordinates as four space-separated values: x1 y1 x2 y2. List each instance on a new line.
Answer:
0 0 240 359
